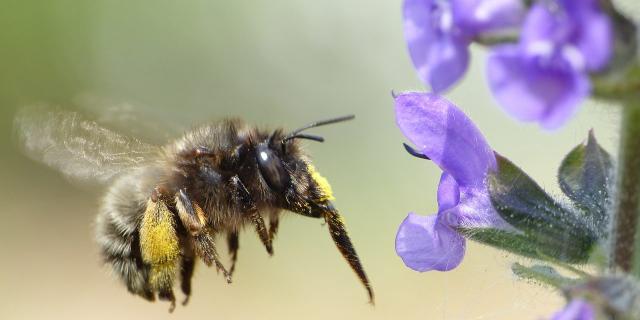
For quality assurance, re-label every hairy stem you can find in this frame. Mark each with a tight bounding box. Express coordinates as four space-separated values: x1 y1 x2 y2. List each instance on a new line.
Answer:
612 102 640 273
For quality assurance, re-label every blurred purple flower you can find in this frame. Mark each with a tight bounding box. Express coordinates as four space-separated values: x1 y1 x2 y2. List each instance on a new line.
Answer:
487 0 613 129
394 92 510 271
403 0 524 93
551 299 595 320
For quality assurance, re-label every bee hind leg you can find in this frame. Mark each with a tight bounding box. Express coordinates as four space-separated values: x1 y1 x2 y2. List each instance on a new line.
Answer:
158 288 177 313
179 245 196 306
139 196 181 312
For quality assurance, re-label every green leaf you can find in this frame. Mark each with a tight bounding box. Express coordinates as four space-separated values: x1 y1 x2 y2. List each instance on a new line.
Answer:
487 154 597 263
558 130 613 235
511 263 579 289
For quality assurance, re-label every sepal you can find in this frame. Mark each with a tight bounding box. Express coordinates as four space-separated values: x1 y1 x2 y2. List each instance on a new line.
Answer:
461 227 589 263
558 130 613 236
511 263 578 289
486 154 597 263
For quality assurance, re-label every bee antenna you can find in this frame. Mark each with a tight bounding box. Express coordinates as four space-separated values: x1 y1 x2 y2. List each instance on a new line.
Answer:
284 114 355 140
283 133 325 143
281 115 353 152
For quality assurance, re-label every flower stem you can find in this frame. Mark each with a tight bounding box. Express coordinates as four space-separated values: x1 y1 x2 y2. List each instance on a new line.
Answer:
612 101 640 273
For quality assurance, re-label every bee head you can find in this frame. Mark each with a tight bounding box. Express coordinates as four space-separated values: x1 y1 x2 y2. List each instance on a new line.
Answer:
252 115 354 211
251 115 372 302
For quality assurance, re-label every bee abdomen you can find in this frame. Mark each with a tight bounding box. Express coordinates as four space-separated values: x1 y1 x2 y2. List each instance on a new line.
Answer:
96 171 154 299
96 210 152 298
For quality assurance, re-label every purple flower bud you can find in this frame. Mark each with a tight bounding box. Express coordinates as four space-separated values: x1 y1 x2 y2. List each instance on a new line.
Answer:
487 0 612 129
551 299 595 320
394 92 510 272
403 0 524 93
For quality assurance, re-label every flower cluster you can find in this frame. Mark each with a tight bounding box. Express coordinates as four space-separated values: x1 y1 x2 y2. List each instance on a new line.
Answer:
394 1 639 319
403 0 613 128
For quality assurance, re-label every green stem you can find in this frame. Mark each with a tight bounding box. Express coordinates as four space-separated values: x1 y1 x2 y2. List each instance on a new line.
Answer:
612 102 640 273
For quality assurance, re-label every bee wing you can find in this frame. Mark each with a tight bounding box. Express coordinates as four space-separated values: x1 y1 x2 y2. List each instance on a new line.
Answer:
73 94 184 144
14 107 161 185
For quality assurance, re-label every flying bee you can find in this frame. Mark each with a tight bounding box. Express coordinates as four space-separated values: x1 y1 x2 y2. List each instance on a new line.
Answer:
15 108 373 311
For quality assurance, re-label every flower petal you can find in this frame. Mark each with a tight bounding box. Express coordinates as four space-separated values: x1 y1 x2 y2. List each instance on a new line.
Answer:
521 0 612 71
436 171 509 231
452 0 525 35
437 172 460 212
395 212 466 272
448 189 510 230
395 92 496 188
403 0 470 92
573 8 612 71
520 1 570 49
551 299 595 320
487 45 590 129
558 0 612 70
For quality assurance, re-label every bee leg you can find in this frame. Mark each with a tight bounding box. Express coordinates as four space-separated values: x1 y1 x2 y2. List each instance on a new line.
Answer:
268 211 280 242
175 189 231 283
227 232 239 277
180 255 196 306
250 211 273 256
158 287 177 313
140 197 181 312
323 209 374 305
178 236 196 306
230 176 273 256
194 230 231 283
138 287 156 302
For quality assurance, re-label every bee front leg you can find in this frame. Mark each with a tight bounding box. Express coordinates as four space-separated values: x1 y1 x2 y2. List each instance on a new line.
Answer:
140 196 180 312
322 208 374 304
226 232 239 276
268 210 280 242
175 189 231 283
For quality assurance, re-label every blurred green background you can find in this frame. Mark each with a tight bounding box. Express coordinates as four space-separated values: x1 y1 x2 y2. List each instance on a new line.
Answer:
0 1 625 319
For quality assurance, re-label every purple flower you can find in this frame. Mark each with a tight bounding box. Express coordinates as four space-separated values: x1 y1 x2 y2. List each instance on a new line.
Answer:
551 299 595 320
487 0 613 129
394 92 510 272
403 0 524 93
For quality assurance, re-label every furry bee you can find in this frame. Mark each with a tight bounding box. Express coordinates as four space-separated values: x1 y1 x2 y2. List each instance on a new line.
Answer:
15 108 373 311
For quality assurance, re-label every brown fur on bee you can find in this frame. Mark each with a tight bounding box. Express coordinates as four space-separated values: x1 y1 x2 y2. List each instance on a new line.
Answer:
16 109 373 312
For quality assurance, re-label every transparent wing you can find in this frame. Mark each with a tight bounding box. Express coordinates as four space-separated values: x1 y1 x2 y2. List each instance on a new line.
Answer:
73 94 184 144
14 106 161 184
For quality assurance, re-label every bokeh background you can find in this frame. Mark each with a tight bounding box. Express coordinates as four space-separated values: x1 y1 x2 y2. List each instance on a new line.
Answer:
0 1 630 319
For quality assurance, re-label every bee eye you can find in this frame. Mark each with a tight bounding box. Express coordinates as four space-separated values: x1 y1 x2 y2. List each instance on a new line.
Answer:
256 144 290 191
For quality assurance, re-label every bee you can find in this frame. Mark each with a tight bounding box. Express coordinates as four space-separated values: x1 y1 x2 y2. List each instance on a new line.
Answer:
15 108 373 311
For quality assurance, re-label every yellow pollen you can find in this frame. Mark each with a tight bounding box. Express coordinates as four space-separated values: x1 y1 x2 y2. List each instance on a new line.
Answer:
307 163 335 201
